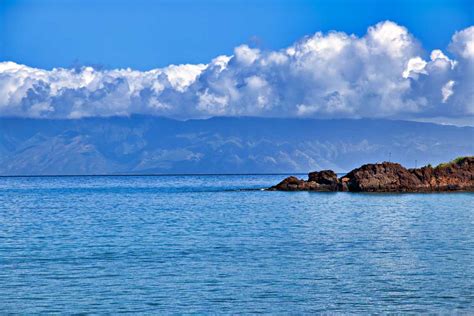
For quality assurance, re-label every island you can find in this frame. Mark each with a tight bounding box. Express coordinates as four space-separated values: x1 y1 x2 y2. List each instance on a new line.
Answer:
268 156 474 192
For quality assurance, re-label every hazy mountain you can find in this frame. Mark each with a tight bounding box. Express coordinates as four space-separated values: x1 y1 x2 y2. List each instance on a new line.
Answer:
0 115 472 175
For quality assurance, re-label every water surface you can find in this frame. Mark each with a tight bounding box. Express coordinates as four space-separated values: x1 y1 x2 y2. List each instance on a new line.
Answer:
0 175 473 313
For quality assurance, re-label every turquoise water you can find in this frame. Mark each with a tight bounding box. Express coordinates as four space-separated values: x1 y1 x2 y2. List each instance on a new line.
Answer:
0 175 473 313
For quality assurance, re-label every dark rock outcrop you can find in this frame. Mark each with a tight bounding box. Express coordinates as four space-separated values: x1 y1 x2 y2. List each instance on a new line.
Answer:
269 175 332 191
268 156 474 192
308 170 339 191
343 162 423 192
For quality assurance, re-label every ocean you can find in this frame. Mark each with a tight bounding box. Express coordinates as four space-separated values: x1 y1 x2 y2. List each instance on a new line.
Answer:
0 175 473 313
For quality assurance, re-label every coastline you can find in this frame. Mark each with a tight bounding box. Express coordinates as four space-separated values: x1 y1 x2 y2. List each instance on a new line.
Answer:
269 156 474 193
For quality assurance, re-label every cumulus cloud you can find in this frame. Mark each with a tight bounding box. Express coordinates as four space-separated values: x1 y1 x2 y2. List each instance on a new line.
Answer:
449 26 474 60
0 21 473 122
442 80 455 103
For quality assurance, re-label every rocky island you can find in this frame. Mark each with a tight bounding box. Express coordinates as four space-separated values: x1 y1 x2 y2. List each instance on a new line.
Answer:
268 156 474 192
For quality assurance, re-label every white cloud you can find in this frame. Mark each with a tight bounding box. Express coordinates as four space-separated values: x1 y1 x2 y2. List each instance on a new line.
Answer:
366 21 415 58
0 21 473 122
403 57 427 79
234 45 260 65
162 64 207 92
441 80 455 103
449 26 474 60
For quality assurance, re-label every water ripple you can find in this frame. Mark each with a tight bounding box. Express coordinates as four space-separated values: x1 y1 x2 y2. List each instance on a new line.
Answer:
0 175 473 313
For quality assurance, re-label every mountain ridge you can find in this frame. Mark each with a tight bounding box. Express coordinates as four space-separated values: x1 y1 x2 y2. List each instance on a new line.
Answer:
1 115 473 176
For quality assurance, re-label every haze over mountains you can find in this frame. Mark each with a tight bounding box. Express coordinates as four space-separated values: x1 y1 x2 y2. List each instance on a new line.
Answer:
0 115 472 176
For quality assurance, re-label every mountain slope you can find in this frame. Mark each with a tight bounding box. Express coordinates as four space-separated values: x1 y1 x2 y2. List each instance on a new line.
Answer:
0 116 473 175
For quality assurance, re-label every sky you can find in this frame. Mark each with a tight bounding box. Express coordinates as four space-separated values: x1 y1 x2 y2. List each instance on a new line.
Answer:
1 0 472 70
0 0 473 124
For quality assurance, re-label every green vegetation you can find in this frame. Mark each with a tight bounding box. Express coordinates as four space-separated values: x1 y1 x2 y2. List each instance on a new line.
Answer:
436 156 470 169
453 156 469 164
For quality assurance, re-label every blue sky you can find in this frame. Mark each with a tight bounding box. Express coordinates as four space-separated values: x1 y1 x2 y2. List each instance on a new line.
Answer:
1 0 472 70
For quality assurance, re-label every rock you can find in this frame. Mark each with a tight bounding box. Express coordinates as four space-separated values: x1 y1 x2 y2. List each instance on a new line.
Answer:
268 171 339 192
343 162 422 192
338 177 350 192
268 176 306 191
268 156 474 192
308 170 339 191
418 156 474 191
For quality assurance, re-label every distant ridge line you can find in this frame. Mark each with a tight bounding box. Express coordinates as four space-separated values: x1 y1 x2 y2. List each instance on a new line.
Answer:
1 116 471 175
0 173 312 178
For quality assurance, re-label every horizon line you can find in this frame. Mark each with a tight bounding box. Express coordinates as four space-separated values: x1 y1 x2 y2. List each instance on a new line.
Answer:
0 172 314 178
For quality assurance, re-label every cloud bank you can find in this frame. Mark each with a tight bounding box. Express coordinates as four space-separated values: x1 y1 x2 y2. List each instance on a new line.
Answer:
0 21 473 122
